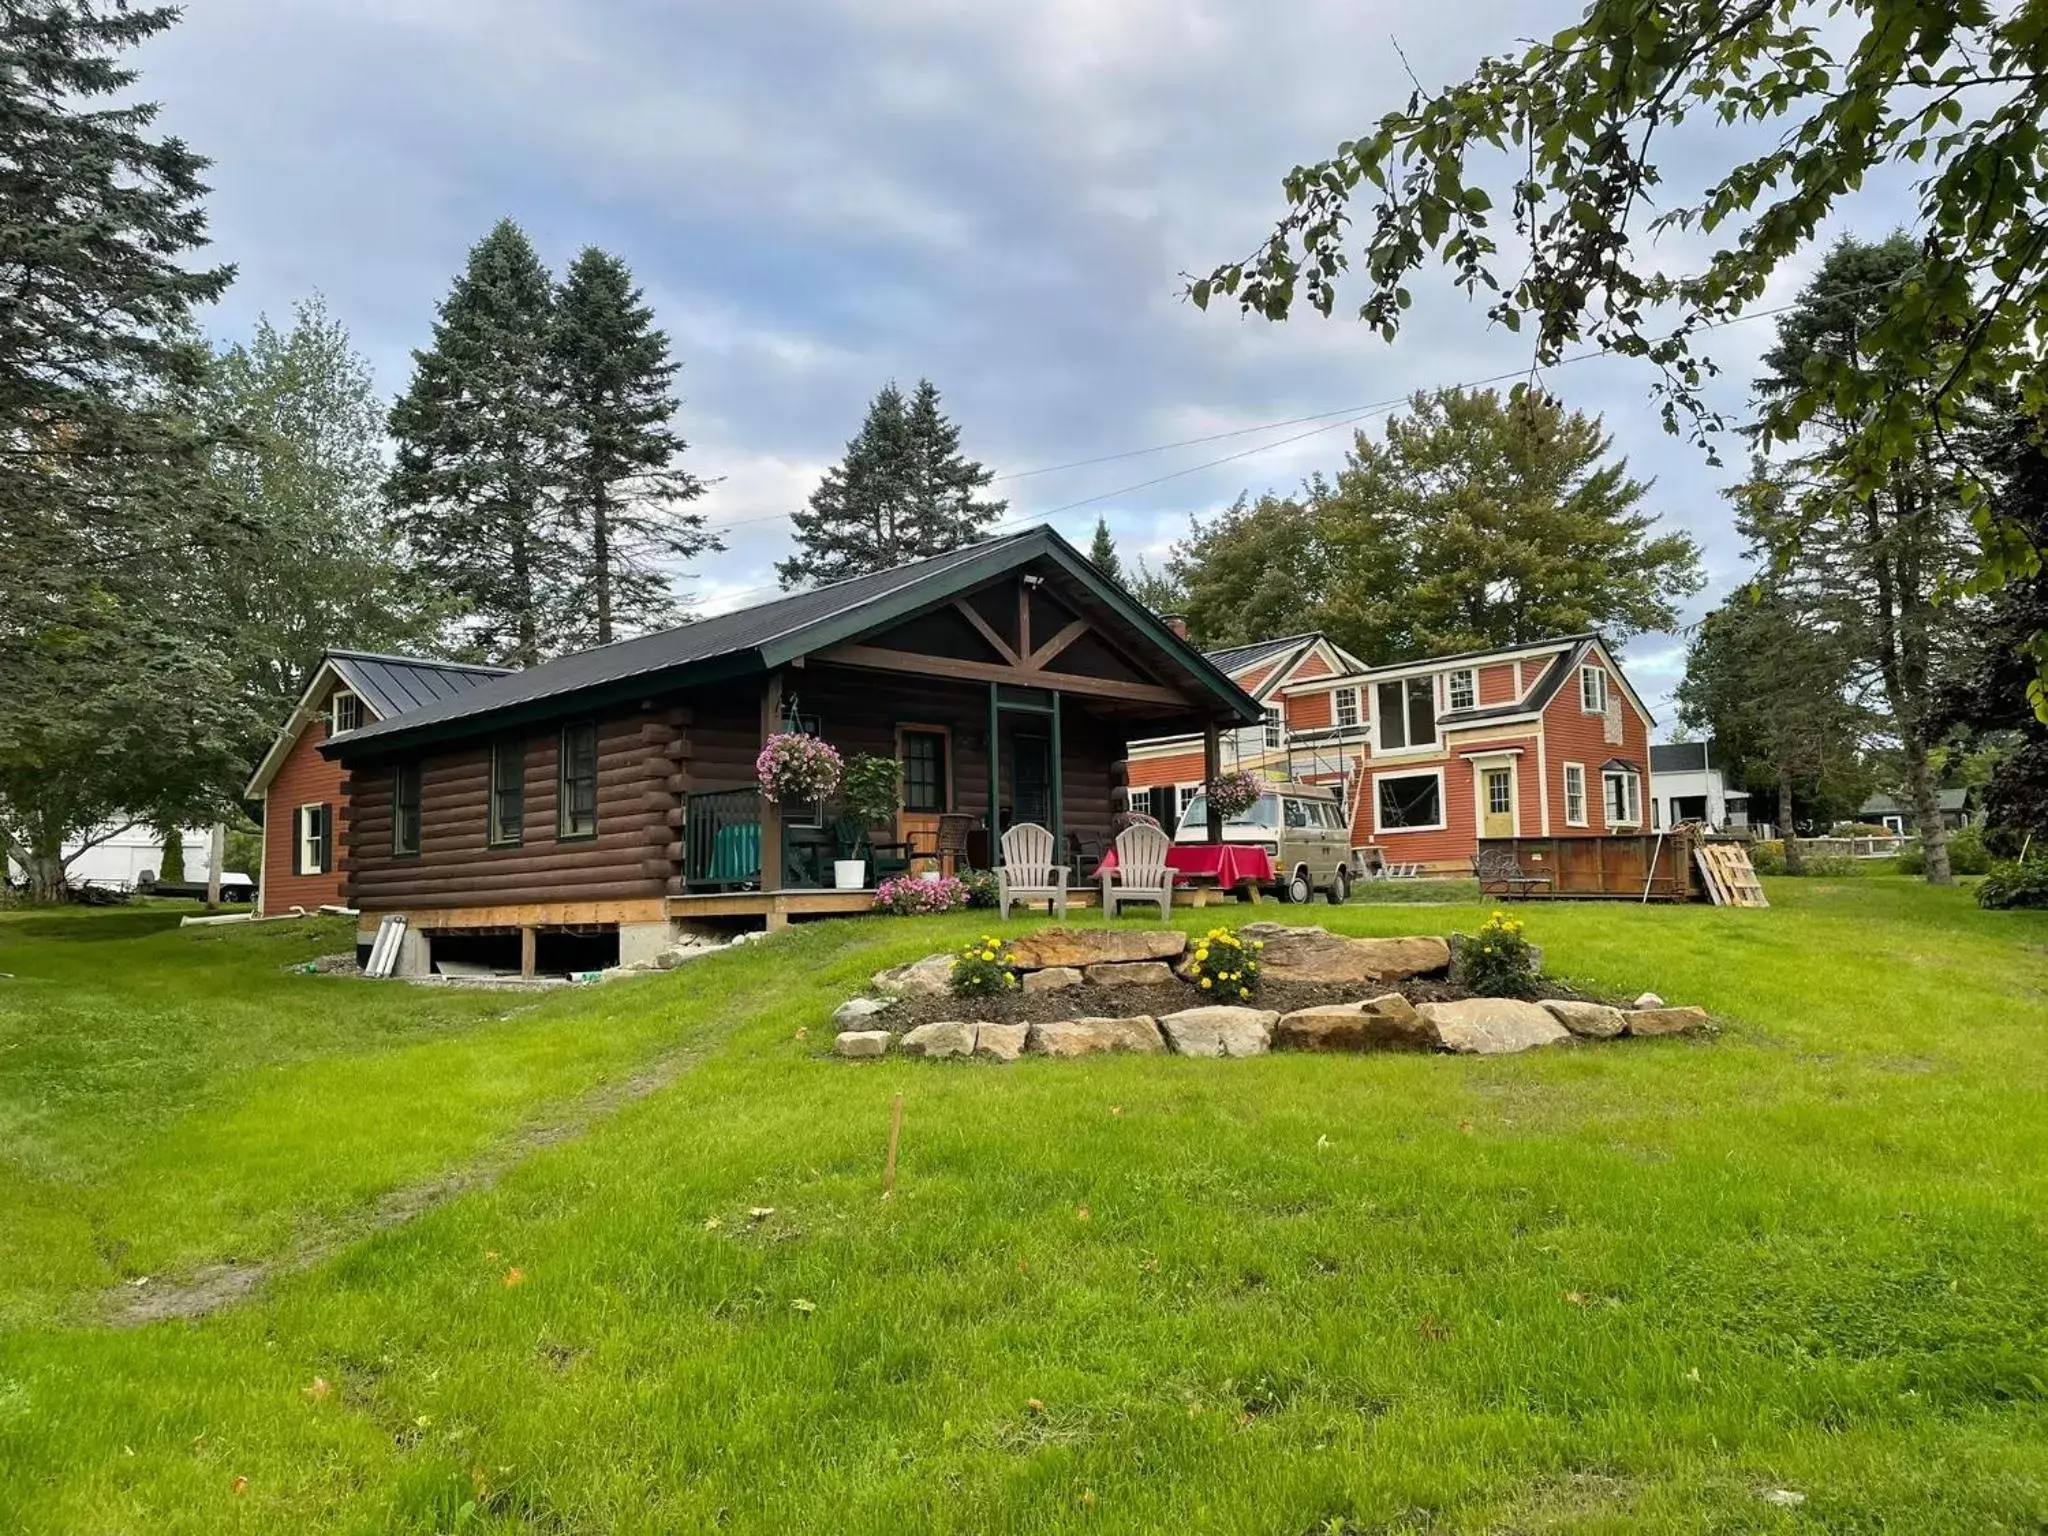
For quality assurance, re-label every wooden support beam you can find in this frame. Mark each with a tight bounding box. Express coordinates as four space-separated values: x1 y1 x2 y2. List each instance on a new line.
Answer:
822 643 1190 708
952 599 1021 666
1027 618 1089 670
1017 582 1032 659
1203 724 1224 844
520 926 537 978
760 669 784 890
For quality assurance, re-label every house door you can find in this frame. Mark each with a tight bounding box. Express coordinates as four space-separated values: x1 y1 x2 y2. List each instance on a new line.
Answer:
1011 730 1052 828
1482 766 1515 838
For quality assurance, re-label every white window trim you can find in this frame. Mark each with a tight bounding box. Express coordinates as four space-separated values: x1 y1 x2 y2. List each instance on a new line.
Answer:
1176 784 1200 817
1373 677 1439 756
1472 760 1519 835
1448 667 1477 712
329 690 364 735
1602 768 1642 828
1562 762 1588 827
1372 766 1448 835
1263 706 1287 750
1579 665 1609 715
296 803 325 875
1332 686 1360 730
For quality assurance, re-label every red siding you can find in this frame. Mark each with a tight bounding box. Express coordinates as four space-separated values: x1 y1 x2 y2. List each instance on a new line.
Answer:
1286 690 1333 729
1539 655 1653 835
1479 663 1518 704
1292 652 1334 681
261 718 348 915
1347 731 1541 868
1129 747 1205 789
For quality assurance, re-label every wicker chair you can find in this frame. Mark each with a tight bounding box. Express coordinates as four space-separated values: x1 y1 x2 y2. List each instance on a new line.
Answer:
997 822 1068 920
1101 822 1175 921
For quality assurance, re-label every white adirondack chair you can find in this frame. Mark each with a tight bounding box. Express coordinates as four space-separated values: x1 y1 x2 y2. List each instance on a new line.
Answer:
997 822 1068 920
1101 822 1175 921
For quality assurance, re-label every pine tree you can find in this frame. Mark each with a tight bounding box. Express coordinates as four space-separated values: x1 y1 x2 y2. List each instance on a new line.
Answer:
0 2 251 901
1088 516 1123 583
386 220 571 667
552 247 720 645
778 379 1004 588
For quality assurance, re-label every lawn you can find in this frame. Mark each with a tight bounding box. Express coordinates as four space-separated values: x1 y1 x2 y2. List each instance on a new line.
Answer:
1 881 2045 1533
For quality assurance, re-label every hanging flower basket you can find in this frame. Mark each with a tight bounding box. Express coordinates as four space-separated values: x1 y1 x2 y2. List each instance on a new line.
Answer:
1205 771 1264 820
756 732 842 803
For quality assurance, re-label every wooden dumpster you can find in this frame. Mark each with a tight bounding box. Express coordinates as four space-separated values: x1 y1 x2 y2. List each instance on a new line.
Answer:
1475 831 1701 901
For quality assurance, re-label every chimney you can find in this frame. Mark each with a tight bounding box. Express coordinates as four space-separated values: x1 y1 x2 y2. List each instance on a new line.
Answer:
1161 613 1190 641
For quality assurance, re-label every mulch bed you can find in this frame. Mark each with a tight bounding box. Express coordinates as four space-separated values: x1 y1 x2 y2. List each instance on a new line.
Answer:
887 973 1599 1030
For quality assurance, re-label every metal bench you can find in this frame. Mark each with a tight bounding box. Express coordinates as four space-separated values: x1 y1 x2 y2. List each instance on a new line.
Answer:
1473 847 1552 899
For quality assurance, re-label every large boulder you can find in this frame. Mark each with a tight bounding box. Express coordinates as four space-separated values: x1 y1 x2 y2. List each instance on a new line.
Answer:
1540 998 1627 1040
1274 994 1437 1052
1021 966 1083 993
900 1021 977 1059
1026 1016 1165 1056
974 1023 1029 1062
1237 922 1450 984
1085 961 1177 987
1006 928 1186 971
1417 998 1572 1055
1158 1005 1278 1058
871 954 956 998
1625 1006 1710 1037
834 1030 890 1058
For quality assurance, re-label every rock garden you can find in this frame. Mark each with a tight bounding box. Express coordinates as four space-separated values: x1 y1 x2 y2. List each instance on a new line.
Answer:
831 912 1710 1062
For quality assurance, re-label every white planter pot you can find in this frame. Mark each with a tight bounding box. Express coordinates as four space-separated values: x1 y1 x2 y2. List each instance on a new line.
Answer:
833 859 867 890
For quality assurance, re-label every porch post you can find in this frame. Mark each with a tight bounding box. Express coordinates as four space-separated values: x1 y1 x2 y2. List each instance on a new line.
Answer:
1049 689 1064 850
1203 723 1223 843
986 681 1000 835
760 669 784 890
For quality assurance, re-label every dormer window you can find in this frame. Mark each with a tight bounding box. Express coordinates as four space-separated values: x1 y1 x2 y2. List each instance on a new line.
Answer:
1579 665 1609 714
1448 668 1476 711
330 690 363 734
1375 677 1436 752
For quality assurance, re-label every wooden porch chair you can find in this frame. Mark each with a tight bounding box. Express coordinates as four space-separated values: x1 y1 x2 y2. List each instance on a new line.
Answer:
935 813 977 876
998 822 1068 920
1101 822 1175 922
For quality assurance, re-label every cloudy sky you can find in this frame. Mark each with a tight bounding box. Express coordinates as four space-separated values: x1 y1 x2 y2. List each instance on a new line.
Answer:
142 0 1911 733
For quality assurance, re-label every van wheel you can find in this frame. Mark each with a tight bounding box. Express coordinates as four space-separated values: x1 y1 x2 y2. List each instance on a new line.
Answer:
1281 867 1314 904
1326 867 1350 905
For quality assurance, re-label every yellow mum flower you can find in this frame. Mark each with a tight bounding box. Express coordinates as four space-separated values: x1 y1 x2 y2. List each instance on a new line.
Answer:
1198 977 1213 989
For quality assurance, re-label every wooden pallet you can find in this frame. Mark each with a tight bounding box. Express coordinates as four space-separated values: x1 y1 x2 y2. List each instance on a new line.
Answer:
1694 844 1769 908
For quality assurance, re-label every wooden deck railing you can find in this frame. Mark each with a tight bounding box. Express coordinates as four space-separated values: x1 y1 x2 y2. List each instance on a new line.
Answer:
684 788 762 889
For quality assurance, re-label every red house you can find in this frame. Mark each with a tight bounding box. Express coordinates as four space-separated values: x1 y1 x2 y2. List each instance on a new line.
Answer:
1127 632 1656 874
243 651 509 915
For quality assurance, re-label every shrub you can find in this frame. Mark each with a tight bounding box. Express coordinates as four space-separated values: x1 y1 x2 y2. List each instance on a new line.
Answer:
1977 859 2048 909
1749 839 1786 875
874 875 970 915
1454 910 1539 998
1894 843 1923 875
1187 926 1262 1002
1800 850 1858 877
951 933 1020 996
836 755 902 855
957 867 999 909
1831 821 1895 838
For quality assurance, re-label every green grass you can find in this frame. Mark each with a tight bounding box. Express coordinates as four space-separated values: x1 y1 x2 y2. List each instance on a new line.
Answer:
2 883 2046 1532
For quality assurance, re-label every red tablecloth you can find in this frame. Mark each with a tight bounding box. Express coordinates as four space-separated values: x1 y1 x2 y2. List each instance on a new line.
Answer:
1096 843 1275 886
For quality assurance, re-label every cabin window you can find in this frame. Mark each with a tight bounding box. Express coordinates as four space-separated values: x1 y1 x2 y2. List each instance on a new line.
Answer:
1603 768 1642 827
491 740 525 846
1333 687 1360 729
1447 668 1476 711
1264 706 1286 749
330 691 363 734
1563 763 1588 827
901 730 947 813
1177 784 1201 820
1375 770 1444 832
391 763 421 857
558 723 598 839
1374 677 1436 752
295 803 329 875
1580 665 1609 714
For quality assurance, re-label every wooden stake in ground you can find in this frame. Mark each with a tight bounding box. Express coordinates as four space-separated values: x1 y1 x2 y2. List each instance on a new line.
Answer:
205 822 225 911
882 1093 904 1200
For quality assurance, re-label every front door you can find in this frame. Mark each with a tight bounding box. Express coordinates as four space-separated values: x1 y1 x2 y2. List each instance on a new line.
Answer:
1011 730 1052 828
1482 766 1515 838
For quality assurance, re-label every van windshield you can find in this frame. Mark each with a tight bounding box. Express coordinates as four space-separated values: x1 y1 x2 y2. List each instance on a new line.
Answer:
1176 792 1281 830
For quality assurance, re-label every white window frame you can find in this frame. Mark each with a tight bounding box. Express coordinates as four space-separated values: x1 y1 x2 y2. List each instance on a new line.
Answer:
1562 762 1588 827
1332 686 1360 730
1263 706 1286 750
330 690 363 735
1372 767 1448 835
1602 768 1642 828
1373 677 1438 755
296 803 326 875
1176 784 1200 819
1448 668 1477 711
1579 665 1609 715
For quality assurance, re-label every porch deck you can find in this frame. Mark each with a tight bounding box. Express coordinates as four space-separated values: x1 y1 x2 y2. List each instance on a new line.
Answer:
664 885 1110 931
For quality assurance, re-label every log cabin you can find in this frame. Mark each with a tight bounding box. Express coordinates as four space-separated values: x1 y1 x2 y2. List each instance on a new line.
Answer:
324 526 1264 975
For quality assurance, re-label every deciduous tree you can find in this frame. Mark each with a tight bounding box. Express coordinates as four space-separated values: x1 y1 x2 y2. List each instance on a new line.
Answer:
1166 492 1328 648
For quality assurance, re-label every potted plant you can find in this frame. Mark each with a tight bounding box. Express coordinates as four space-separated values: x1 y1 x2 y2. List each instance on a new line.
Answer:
1204 770 1264 821
833 754 902 890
